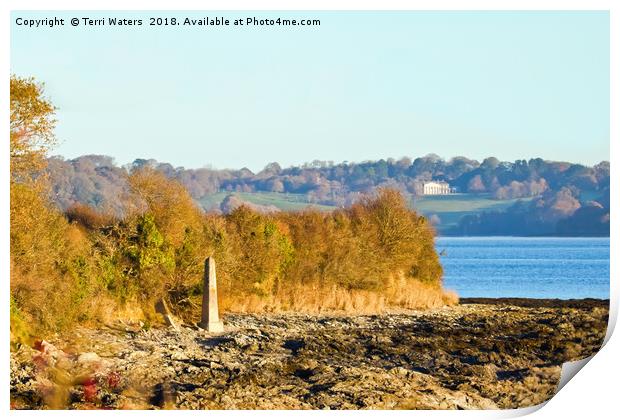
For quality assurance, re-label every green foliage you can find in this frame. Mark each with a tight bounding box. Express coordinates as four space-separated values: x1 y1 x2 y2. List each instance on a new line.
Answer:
67 256 91 305
88 214 176 305
127 214 173 272
219 206 294 296
10 295 31 347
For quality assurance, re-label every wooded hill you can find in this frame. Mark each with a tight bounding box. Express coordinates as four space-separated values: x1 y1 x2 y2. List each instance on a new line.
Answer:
46 154 610 236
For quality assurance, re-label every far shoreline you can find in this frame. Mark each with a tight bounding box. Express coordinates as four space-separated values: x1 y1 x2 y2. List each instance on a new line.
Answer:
459 297 609 309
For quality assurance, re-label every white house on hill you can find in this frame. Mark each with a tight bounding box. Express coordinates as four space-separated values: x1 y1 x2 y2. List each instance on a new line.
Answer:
423 181 456 195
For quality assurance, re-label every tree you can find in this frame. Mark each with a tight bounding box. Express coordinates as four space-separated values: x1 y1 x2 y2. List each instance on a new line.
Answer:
10 76 95 337
269 178 285 193
10 75 57 181
467 175 486 192
480 157 500 170
543 188 581 221
128 167 203 247
260 162 282 176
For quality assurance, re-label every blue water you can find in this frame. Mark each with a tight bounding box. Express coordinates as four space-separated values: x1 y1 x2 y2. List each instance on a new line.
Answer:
435 237 610 299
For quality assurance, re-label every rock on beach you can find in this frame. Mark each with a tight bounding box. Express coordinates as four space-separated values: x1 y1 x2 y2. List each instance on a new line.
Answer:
10 298 608 410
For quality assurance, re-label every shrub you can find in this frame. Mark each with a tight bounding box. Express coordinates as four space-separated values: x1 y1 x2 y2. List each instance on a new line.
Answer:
219 206 294 297
10 182 85 335
66 203 116 230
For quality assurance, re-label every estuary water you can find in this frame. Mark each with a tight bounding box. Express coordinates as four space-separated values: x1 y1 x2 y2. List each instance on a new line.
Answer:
435 237 609 299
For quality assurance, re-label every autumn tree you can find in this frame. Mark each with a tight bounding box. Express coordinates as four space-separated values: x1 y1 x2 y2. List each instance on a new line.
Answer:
10 76 99 338
467 174 486 192
10 75 57 182
122 168 211 311
128 167 203 245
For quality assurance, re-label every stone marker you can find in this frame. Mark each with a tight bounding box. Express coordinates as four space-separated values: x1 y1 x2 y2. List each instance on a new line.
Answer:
199 256 224 333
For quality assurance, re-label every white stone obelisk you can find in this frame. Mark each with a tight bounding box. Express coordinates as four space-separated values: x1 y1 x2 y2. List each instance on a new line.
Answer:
199 256 224 332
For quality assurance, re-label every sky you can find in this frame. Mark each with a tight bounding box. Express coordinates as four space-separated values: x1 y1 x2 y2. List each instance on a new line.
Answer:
11 11 610 172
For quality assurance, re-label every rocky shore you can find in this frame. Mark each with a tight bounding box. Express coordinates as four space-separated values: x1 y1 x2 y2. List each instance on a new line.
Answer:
10 298 608 410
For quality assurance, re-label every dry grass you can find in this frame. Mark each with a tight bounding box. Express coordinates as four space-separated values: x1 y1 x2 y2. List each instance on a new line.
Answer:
219 274 458 316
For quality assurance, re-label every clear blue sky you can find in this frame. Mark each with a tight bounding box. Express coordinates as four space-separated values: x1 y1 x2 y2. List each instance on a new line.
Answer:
11 11 609 172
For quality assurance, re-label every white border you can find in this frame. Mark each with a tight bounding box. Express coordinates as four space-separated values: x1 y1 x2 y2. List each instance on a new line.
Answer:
2 1 617 419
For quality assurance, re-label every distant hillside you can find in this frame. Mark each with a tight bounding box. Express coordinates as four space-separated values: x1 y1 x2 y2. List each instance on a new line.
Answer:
45 154 610 236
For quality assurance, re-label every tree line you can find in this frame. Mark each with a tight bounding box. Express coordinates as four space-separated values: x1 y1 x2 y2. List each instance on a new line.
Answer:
45 152 610 236
47 154 609 210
